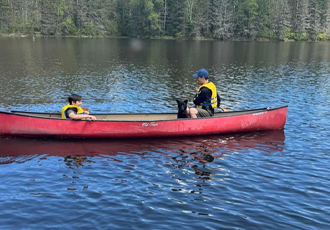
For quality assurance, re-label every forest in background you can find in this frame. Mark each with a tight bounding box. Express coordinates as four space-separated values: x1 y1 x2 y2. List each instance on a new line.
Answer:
0 0 330 41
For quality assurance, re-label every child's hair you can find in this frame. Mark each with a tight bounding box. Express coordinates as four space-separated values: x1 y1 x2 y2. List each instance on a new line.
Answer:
68 94 82 105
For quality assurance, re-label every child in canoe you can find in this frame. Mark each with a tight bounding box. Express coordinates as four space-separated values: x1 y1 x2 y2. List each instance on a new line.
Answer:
61 94 96 120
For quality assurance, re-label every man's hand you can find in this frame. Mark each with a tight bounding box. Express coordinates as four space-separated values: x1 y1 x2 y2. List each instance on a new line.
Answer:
218 106 229 112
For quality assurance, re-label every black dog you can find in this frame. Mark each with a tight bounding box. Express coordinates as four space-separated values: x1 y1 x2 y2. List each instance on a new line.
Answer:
176 99 188 118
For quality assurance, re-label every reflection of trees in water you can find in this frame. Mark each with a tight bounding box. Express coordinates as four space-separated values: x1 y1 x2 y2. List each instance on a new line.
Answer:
64 155 88 168
172 145 217 180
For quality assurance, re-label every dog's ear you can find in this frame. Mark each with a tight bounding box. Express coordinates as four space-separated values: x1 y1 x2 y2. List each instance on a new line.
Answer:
176 99 180 104
184 100 188 103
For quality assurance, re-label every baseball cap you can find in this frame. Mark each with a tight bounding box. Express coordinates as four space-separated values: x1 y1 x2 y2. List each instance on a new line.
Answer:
193 69 209 78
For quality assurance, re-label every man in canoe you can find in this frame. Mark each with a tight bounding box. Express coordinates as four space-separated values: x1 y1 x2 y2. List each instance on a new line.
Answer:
61 94 96 120
187 69 224 118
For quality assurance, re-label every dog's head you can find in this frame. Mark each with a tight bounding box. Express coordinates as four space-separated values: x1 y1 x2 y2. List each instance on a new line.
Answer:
176 99 188 111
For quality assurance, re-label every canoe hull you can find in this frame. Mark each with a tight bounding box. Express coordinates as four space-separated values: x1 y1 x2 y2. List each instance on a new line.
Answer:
0 106 287 138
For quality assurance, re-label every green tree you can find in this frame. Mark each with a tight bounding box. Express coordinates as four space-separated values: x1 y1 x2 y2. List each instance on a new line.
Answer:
130 0 161 37
211 0 235 40
164 0 185 37
255 0 272 39
0 0 11 32
145 0 162 36
62 17 77 35
235 0 259 39
40 0 68 36
116 0 131 36
41 0 57 35
130 0 145 37
270 0 290 40
184 0 198 37
1 0 330 40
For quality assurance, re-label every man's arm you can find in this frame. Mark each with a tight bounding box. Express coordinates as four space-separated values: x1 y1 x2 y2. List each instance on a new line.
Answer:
215 94 229 112
193 87 211 105
217 93 221 107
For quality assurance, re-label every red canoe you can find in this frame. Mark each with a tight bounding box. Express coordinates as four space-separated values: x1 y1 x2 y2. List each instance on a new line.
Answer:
0 106 287 138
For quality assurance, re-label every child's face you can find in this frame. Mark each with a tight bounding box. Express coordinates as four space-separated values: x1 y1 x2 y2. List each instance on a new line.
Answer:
72 100 82 107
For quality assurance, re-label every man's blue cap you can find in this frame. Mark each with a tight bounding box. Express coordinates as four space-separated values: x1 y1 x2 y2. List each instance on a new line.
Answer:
193 69 209 78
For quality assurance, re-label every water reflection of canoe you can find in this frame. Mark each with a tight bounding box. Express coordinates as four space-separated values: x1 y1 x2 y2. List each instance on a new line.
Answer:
0 106 287 138
0 130 285 159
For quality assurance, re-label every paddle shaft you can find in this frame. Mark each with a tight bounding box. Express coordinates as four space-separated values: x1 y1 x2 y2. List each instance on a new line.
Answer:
218 106 229 112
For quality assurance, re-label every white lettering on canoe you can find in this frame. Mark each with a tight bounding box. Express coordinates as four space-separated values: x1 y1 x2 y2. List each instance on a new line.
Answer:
253 112 265 116
142 122 158 127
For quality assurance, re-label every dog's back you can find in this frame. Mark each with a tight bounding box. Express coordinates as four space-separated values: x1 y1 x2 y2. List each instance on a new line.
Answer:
176 99 188 118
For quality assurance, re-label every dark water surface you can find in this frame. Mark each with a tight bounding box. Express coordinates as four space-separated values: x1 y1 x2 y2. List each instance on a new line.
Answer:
0 37 330 229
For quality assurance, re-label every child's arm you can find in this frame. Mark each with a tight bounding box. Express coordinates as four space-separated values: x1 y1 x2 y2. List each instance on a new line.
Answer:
68 112 96 120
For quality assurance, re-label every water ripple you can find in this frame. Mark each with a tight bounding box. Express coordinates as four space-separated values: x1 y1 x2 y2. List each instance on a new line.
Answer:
1 39 330 229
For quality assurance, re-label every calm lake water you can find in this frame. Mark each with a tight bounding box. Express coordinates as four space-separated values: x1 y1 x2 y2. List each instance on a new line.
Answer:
0 37 330 229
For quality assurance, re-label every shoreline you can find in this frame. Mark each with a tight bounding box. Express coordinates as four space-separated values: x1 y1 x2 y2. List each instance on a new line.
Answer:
0 33 328 42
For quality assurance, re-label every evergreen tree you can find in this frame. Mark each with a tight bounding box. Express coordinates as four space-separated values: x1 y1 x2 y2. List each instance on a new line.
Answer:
165 0 185 37
0 0 11 32
41 0 57 35
234 0 259 39
0 0 330 40
211 0 234 40
271 0 290 40
116 0 131 36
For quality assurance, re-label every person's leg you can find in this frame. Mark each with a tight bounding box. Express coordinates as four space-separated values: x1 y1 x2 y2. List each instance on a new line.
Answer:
186 108 190 118
195 108 211 117
187 108 198 118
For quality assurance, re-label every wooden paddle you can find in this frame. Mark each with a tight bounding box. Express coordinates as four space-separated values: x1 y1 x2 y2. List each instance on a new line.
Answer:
218 106 229 112
82 107 89 112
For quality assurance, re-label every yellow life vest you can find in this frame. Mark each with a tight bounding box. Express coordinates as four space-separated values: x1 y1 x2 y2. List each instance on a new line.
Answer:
61 104 85 119
196 82 217 109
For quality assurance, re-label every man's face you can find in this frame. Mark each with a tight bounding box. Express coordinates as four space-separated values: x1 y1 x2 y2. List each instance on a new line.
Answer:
197 76 204 85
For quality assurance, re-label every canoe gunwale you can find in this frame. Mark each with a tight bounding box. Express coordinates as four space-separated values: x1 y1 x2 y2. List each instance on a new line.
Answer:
5 106 288 122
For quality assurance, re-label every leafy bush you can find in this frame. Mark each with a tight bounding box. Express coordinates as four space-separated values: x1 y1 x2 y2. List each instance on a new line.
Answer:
81 21 98 36
62 17 77 35
284 28 295 40
284 28 309 41
317 33 328 41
